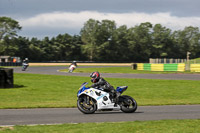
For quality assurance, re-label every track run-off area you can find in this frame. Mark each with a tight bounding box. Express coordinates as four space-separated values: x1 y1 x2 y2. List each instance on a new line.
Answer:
0 65 200 126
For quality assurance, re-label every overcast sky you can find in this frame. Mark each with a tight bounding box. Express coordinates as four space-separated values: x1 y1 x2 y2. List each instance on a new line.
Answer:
1 0 200 39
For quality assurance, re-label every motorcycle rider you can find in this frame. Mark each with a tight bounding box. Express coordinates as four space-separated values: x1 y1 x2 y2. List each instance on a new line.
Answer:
24 58 29 63
22 58 29 71
89 71 119 105
68 61 77 72
70 61 77 67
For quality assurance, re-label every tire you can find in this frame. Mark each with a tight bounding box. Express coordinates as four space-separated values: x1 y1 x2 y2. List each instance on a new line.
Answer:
22 66 26 71
120 95 137 113
77 95 97 114
68 69 72 73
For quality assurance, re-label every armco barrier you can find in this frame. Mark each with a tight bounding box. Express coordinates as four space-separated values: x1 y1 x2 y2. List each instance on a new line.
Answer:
137 63 185 72
190 64 200 72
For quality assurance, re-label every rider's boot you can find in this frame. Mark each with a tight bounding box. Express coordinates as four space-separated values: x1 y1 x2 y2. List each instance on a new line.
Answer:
110 90 120 107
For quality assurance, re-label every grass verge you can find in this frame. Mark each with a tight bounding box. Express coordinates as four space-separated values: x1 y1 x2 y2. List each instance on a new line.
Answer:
0 73 200 109
0 119 200 133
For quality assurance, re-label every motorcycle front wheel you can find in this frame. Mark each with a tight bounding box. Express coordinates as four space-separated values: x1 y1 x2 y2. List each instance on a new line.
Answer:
120 95 137 113
77 95 97 114
22 66 26 71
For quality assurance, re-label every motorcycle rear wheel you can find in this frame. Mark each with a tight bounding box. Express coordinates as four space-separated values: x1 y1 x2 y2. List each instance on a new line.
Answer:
120 95 137 113
77 96 97 114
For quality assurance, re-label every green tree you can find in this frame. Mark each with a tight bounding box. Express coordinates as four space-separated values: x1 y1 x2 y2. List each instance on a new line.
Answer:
0 17 22 55
110 25 129 61
151 24 174 58
80 19 100 61
28 37 44 61
80 19 117 61
50 34 83 61
70 35 85 60
172 26 200 58
0 17 22 40
15 36 33 60
95 20 117 61
0 36 18 56
127 22 153 62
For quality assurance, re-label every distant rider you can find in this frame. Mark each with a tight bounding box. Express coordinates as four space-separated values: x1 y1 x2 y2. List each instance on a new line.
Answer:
22 58 29 71
89 72 119 104
69 61 77 68
71 61 77 67
22 58 29 65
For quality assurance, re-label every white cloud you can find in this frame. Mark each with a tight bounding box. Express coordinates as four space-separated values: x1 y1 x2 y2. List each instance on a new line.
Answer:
19 11 200 33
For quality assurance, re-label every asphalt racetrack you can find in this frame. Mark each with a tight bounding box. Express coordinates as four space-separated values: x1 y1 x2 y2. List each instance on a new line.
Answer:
1 66 200 126
12 66 200 80
1 105 200 126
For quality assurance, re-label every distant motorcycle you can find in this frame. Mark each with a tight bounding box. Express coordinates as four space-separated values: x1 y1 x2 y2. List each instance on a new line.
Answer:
22 63 29 71
77 82 137 114
68 64 76 73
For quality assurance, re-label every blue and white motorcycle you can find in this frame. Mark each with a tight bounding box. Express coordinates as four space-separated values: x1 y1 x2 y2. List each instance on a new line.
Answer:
77 82 137 114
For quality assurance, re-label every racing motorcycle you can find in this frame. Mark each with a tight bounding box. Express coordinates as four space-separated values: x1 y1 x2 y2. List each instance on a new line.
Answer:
22 63 29 71
68 64 76 73
77 82 137 114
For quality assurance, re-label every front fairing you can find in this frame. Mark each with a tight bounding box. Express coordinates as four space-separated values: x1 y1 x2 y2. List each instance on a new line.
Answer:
77 82 121 110
77 86 90 97
78 88 120 110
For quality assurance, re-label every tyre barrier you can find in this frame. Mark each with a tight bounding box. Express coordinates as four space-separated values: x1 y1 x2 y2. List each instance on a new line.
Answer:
0 68 13 88
137 63 185 72
190 64 200 72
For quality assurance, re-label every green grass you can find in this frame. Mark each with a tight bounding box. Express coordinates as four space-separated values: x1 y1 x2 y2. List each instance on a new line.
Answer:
0 73 200 109
0 73 200 133
1 119 200 133
189 58 200 64
61 67 200 74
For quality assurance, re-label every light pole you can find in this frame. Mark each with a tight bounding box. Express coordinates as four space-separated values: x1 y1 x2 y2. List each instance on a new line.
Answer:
187 51 191 62
186 51 191 71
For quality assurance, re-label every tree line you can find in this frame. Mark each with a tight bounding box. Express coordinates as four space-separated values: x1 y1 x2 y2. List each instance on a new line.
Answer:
0 17 200 62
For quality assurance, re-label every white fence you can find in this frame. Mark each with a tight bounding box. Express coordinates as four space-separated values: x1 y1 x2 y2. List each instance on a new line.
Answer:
149 58 187 64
